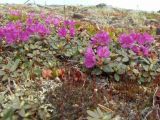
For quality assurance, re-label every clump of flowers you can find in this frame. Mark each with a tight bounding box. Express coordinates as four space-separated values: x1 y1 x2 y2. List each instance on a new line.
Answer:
0 21 25 44
97 46 110 58
0 19 51 44
84 47 96 68
58 27 67 38
45 16 61 27
58 20 76 38
91 31 110 46
84 31 111 68
9 10 21 16
28 22 51 37
0 11 77 44
119 32 154 56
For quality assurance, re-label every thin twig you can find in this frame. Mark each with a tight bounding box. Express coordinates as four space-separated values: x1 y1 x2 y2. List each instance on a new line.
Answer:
143 85 159 119
24 0 30 4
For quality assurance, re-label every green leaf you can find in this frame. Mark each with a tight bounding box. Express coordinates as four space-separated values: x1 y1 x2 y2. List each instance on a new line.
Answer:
149 64 154 70
0 93 4 103
130 61 136 67
3 108 14 120
143 65 149 71
133 69 139 74
122 57 129 62
115 57 121 62
114 74 120 81
103 65 114 73
51 43 58 50
2 75 8 81
150 72 156 76
110 53 118 59
103 114 112 120
142 72 149 77
34 68 42 76
91 68 102 75
128 50 135 55
143 58 150 64
87 117 98 120
97 107 103 117
10 59 20 72
0 70 5 76
117 69 125 75
19 109 26 117
157 68 160 72
24 44 29 51
30 44 36 49
87 110 99 118
27 53 34 58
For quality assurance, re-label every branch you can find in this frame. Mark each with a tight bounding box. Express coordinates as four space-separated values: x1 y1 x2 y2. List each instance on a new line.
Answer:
24 0 30 4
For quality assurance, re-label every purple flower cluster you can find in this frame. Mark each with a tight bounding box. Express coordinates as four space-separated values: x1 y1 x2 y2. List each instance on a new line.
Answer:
64 20 75 28
97 46 110 58
0 10 77 44
0 21 26 44
91 31 110 46
58 27 67 38
45 16 61 27
58 20 76 38
0 19 50 44
84 32 111 68
9 10 21 16
27 21 51 36
119 32 154 56
84 47 96 68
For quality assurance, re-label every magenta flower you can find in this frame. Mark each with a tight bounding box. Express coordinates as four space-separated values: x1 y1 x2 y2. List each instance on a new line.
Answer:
130 32 154 45
53 18 60 26
2 22 21 44
0 18 52 44
130 32 142 42
27 12 36 17
9 10 21 16
141 46 149 56
69 27 76 37
28 23 50 36
131 45 140 54
97 46 110 58
91 31 110 46
64 20 75 27
58 27 67 38
40 12 46 19
84 47 96 68
26 18 34 25
137 34 146 45
5 32 17 44
119 33 134 48
20 31 30 42
143 32 154 44
35 23 50 36
119 32 153 56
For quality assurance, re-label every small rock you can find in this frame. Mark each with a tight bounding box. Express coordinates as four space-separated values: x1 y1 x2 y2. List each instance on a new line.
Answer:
149 19 159 25
128 110 137 120
156 28 160 35
96 3 107 8
72 13 84 19
112 115 122 120
141 107 153 119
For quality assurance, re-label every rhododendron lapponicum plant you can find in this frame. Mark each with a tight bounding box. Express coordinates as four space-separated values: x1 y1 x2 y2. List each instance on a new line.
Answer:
84 31 160 83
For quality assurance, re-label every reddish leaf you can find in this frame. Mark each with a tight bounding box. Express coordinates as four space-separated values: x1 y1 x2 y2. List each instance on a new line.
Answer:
58 68 65 79
42 69 52 79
